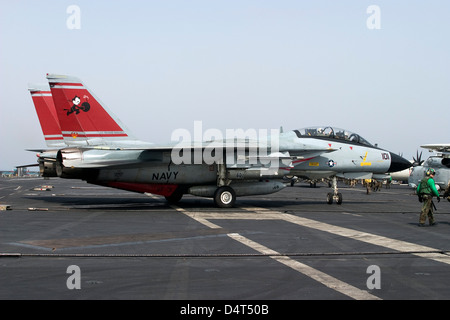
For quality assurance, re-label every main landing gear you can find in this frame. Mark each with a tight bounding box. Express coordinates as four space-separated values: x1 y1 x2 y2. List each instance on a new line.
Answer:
214 186 236 208
213 163 236 208
164 185 237 208
326 176 342 205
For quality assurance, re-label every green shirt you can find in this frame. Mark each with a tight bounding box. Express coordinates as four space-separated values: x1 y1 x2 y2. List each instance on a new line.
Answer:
417 177 440 197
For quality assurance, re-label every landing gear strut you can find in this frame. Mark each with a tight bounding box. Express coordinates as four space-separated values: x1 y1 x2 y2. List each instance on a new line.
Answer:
214 163 236 208
326 176 342 205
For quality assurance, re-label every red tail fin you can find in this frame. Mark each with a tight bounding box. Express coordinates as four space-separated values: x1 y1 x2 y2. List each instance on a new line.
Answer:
28 84 65 148
46 74 136 146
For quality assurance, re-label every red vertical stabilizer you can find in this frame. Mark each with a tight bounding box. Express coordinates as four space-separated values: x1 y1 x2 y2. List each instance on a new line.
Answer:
28 85 65 148
46 74 135 146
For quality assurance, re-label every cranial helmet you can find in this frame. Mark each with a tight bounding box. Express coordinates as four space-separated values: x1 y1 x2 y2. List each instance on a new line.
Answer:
426 168 436 176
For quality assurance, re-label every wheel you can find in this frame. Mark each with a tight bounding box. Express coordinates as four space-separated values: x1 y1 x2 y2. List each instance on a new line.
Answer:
214 186 236 208
336 193 343 205
165 190 183 204
326 192 333 204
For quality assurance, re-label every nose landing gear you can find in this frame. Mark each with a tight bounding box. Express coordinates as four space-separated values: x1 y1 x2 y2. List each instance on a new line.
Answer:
326 176 342 205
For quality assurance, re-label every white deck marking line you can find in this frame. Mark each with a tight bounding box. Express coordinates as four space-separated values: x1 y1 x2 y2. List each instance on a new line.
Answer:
173 205 450 299
172 205 380 299
174 206 450 265
274 212 450 265
227 232 380 300
172 206 222 229
241 207 450 264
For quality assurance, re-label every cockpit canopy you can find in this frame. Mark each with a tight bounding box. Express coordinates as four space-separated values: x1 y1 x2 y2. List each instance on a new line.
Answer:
293 126 373 147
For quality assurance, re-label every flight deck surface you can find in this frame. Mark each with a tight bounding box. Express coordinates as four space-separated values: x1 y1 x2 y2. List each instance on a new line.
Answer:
1 177 450 302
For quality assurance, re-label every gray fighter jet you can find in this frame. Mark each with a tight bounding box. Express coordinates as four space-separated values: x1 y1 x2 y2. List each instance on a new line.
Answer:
28 74 411 207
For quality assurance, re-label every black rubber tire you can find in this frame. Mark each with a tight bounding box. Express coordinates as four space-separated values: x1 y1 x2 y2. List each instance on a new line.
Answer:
165 190 183 204
336 193 343 205
326 192 333 204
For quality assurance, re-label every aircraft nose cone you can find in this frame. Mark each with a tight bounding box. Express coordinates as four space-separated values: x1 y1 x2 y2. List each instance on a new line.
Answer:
388 152 412 172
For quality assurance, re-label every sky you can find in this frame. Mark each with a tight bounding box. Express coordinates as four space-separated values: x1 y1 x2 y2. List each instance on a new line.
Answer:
0 0 449 170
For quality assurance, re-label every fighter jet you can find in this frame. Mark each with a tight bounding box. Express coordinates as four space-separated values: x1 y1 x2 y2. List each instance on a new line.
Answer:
27 74 411 207
408 144 450 197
